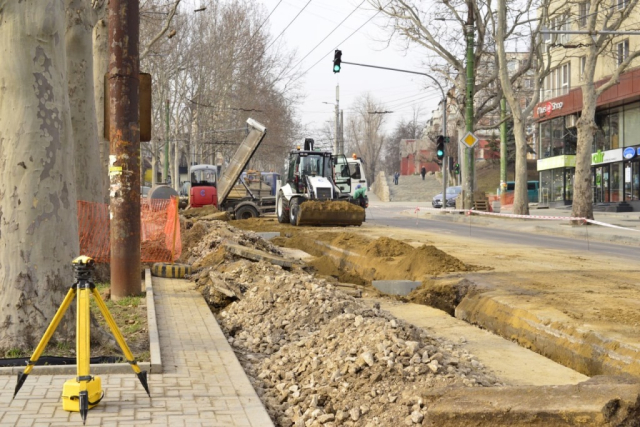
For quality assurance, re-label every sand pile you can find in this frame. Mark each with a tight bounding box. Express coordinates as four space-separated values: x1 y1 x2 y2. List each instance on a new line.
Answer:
363 237 414 257
299 200 364 213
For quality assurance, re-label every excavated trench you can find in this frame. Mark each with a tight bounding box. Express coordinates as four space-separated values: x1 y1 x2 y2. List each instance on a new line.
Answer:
270 232 640 381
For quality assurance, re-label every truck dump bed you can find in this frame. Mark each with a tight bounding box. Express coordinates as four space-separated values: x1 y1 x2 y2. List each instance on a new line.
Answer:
216 118 267 206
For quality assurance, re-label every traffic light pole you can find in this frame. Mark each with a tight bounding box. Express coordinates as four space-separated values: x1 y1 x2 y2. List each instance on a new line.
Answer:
340 61 448 201
335 84 340 155
463 1 475 210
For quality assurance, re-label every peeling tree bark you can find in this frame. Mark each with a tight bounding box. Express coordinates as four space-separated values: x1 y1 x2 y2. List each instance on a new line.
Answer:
0 0 79 351
66 0 103 203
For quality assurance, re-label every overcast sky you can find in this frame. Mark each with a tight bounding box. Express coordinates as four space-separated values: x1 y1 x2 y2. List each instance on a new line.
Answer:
256 0 444 147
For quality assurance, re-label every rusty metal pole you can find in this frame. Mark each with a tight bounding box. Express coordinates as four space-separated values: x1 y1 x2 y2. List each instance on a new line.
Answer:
108 0 141 299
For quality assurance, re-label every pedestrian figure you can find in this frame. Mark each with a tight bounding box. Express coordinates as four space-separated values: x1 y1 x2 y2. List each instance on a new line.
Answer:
394 171 399 185
420 166 426 180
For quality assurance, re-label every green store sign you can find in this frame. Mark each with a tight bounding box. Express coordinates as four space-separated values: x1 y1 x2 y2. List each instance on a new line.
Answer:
537 155 576 171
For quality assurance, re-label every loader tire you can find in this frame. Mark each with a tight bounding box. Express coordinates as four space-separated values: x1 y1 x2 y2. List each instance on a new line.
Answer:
277 194 290 224
151 263 191 278
289 198 300 226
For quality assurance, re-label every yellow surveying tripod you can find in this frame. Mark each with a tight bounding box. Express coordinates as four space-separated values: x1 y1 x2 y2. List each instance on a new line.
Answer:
13 256 150 424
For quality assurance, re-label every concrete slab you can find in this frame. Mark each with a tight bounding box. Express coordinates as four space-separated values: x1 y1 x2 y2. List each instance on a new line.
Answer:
425 376 640 426
279 247 314 262
372 280 421 296
373 299 587 386
256 231 280 240
224 242 293 268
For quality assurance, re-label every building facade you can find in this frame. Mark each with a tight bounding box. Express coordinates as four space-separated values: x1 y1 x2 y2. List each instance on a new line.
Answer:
534 3 640 209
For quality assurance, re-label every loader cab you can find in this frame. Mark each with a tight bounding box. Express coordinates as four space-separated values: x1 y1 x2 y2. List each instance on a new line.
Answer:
189 165 218 208
287 151 332 193
332 154 352 195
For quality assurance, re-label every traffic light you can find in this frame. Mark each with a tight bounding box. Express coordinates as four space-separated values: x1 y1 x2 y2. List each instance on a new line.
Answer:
436 140 445 160
333 49 342 73
444 136 450 143
454 163 460 175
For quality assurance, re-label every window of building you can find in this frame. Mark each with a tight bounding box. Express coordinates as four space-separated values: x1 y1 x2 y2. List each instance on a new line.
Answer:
609 108 622 149
579 56 586 80
579 2 590 27
617 0 629 10
524 78 533 88
617 39 629 65
594 112 610 152
561 62 571 95
552 117 564 156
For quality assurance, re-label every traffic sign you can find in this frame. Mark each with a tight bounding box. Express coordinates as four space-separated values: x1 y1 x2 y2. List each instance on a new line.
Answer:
460 131 478 148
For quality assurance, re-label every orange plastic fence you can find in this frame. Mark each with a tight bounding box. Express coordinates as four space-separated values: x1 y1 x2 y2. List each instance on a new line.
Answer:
78 196 181 263
488 193 514 211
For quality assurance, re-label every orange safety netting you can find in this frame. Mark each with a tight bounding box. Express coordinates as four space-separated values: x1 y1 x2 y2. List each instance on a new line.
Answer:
78 196 181 263
488 193 514 211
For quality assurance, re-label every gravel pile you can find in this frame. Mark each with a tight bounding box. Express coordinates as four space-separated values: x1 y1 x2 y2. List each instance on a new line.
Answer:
216 267 501 426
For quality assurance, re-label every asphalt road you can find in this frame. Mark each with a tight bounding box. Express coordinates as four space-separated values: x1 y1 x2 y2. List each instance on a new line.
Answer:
367 205 640 261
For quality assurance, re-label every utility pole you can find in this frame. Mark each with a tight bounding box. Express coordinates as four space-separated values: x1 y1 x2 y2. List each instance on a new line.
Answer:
335 84 340 155
164 99 169 183
340 110 344 155
442 99 448 209
500 98 507 205
108 0 140 299
463 1 475 210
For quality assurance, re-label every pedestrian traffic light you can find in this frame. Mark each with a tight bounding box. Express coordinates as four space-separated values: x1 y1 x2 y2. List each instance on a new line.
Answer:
436 140 445 160
454 163 460 175
333 49 342 73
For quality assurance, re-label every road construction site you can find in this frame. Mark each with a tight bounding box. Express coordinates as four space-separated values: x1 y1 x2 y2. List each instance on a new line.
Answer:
176 202 640 426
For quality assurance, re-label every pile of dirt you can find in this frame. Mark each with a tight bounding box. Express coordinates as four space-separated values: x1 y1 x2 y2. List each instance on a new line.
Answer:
217 269 501 426
363 237 414 257
181 205 218 218
392 245 475 279
405 279 478 316
299 200 364 213
180 220 282 267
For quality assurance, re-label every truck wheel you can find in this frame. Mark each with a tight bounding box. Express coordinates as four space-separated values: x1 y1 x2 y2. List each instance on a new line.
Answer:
289 198 300 226
235 205 259 220
277 194 290 224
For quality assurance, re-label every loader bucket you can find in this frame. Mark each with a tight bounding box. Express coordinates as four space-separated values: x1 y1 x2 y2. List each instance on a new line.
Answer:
297 200 365 226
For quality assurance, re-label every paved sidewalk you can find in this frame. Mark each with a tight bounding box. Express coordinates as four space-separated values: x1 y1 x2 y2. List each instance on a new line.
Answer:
0 277 273 427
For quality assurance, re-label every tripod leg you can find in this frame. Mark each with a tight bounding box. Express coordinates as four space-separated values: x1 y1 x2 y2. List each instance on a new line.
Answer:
14 287 77 398
91 288 150 396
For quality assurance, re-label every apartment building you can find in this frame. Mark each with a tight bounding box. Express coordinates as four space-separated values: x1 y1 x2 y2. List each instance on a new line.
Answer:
534 1 640 209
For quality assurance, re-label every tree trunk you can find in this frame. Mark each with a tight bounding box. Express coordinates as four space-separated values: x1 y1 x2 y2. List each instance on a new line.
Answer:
67 0 103 203
92 3 110 202
512 114 530 215
0 0 79 351
572 107 597 220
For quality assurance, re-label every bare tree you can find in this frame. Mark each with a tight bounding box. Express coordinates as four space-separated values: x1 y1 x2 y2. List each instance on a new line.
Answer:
345 94 388 185
0 0 79 351
570 0 640 220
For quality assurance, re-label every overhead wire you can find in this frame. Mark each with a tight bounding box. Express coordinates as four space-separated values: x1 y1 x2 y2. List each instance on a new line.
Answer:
264 0 314 52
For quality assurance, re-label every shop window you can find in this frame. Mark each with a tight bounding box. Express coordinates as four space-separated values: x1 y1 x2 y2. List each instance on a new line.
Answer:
539 121 552 159
565 169 574 201
552 168 564 201
610 108 622 149
611 163 624 202
552 117 564 156
593 112 609 152
564 127 577 155
540 170 552 204
623 103 640 146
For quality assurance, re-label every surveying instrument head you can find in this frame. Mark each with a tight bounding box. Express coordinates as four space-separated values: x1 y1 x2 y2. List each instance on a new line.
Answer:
13 255 150 425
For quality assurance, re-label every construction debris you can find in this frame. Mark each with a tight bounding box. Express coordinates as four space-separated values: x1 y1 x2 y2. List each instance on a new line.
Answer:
183 219 501 426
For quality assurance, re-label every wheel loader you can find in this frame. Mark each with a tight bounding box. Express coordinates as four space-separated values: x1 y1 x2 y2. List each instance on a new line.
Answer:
276 139 366 226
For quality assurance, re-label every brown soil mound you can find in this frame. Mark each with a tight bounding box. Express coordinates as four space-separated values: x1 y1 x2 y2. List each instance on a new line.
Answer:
181 205 218 218
299 200 364 213
363 237 414 257
393 245 472 278
328 232 372 252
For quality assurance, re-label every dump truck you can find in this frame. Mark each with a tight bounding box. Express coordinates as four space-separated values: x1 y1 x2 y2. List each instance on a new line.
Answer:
189 118 276 219
276 138 366 226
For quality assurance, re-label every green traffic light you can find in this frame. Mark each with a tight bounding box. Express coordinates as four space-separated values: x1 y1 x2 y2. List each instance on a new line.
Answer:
334 65 341 72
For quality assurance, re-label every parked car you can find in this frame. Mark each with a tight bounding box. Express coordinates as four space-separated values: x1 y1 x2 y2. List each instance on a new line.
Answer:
432 186 462 208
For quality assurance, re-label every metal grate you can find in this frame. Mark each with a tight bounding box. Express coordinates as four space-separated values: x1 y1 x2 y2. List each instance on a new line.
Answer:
316 188 332 200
